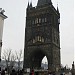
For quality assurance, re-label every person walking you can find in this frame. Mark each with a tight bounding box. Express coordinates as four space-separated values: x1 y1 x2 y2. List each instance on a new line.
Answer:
10 69 17 75
1 69 5 75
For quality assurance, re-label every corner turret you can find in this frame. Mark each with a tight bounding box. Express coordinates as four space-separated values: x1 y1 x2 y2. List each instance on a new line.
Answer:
27 1 32 9
27 1 30 8
30 2 32 8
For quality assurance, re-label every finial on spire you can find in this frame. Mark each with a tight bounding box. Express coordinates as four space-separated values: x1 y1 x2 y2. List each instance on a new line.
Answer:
27 0 33 9
73 61 74 64
30 1 32 8
57 3 59 13
27 1 30 8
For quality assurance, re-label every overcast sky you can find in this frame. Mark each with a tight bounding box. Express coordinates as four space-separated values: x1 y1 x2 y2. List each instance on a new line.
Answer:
0 0 74 68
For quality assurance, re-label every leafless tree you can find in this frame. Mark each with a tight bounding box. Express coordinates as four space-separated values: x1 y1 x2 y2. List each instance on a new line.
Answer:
2 49 12 68
10 53 16 70
2 49 23 71
2 49 17 74
16 49 23 70
2 49 12 74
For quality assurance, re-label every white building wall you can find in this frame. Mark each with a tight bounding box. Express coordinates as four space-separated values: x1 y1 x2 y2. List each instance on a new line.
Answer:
0 10 7 62
0 47 1 60
0 16 4 40
0 16 4 60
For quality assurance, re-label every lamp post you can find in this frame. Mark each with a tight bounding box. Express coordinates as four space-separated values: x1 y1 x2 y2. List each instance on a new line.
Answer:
8 61 10 75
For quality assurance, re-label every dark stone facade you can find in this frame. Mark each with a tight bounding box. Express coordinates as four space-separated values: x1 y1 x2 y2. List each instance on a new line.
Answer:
24 0 61 72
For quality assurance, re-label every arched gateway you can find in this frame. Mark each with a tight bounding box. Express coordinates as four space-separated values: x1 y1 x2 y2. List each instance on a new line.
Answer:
24 0 61 72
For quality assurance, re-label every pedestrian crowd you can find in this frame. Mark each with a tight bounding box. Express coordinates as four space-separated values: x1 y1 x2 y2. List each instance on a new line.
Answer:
0 69 24 75
0 69 72 75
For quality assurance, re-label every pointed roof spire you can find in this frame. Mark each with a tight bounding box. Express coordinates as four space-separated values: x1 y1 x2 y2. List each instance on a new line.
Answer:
27 1 30 8
37 0 52 6
30 1 32 8
73 61 74 64
57 3 59 13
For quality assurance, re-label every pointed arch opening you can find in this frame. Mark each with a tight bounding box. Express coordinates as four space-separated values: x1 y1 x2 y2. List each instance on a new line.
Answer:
28 49 49 69
41 56 48 70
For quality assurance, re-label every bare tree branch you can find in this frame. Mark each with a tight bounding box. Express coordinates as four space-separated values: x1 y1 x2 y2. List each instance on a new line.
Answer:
15 49 23 70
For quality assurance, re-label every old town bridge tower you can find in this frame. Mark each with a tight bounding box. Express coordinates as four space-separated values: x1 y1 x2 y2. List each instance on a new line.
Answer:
24 0 61 71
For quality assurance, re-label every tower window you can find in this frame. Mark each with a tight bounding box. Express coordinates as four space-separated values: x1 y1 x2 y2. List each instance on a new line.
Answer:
30 20 31 24
38 36 40 41
35 19 37 24
37 24 40 26
32 20 35 24
45 18 47 22
41 37 44 42
36 18 38 23
42 18 44 23
39 36 41 42
33 36 44 43
35 18 39 24
33 39 35 43
39 18 41 23
35 36 37 42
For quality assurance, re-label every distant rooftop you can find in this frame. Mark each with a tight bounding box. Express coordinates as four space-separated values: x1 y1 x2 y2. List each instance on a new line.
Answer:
0 8 7 19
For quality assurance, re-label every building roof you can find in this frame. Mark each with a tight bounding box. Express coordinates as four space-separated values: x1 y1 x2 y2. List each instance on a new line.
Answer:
0 13 7 19
37 0 52 6
0 8 7 19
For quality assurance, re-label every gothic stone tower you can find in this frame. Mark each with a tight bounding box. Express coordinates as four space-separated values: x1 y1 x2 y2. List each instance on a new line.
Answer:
24 0 60 71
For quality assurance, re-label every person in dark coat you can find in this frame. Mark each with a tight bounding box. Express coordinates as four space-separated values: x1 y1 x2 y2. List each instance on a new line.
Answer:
10 69 17 75
18 70 23 75
1 69 5 75
35 72 38 75
60 73 63 75
17 69 20 75
31 69 34 75
30 72 32 75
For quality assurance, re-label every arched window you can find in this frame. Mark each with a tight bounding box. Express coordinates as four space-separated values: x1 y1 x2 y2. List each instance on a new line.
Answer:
39 18 41 23
45 18 47 22
38 36 40 41
32 36 44 43
36 18 38 23
42 37 44 42
42 18 44 23
33 39 35 43
32 20 35 24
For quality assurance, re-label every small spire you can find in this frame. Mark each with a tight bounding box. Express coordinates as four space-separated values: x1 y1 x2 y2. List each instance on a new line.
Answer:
30 1 32 8
73 61 74 64
57 3 59 13
27 1 30 8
